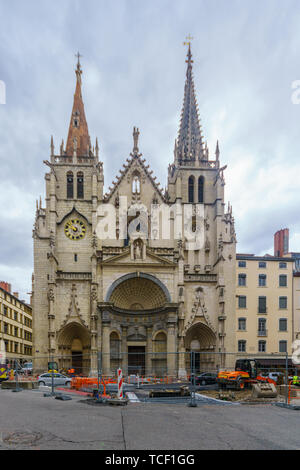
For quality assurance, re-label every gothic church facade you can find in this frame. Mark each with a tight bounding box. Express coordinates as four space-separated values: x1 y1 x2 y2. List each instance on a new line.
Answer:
32 46 236 376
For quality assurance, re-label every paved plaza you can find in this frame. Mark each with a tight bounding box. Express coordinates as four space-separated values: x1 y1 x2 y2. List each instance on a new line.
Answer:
0 388 299 450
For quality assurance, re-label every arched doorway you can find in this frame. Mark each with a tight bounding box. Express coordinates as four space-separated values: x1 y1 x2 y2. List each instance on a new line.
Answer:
106 272 171 308
57 322 91 375
184 322 216 374
104 273 172 376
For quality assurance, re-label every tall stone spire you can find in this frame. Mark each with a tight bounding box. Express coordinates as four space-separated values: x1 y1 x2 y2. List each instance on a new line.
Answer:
176 43 204 164
65 53 92 157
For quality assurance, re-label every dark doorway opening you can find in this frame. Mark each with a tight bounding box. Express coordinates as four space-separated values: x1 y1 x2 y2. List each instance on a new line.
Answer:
72 351 83 374
128 346 145 375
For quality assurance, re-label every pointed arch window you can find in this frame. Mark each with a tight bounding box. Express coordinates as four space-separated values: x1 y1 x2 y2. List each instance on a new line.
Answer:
198 176 204 203
132 172 141 194
188 176 194 203
67 172 74 199
77 172 84 199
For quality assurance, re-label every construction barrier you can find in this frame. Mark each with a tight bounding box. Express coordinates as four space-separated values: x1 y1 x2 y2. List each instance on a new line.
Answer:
288 380 300 404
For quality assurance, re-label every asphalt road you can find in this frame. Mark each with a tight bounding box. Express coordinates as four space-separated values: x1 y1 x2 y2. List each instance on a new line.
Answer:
0 388 299 450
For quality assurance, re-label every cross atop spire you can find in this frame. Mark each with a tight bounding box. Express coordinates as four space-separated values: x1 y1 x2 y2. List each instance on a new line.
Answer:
75 52 83 84
175 39 204 164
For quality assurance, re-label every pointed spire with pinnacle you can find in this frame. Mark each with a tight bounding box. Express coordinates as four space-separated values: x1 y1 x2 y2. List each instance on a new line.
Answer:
132 127 140 156
65 53 92 157
175 39 204 164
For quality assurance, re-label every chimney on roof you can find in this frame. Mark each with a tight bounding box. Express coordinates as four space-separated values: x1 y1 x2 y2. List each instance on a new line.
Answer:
274 229 289 257
0 281 11 293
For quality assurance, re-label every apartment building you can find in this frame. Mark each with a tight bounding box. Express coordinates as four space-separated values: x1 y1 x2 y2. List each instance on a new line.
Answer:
236 254 294 367
0 282 33 365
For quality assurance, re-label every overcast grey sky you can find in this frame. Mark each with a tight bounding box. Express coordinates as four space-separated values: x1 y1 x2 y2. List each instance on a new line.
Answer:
1 0 300 301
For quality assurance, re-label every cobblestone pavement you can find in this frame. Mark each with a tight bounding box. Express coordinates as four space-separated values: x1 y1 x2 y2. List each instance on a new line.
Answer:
0 388 299 450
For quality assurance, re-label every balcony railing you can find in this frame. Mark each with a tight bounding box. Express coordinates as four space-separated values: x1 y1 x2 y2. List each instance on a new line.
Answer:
258 330 268 337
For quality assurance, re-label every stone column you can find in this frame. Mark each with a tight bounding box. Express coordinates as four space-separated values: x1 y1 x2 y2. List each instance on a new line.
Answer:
90 285 98 376
48 287 56 357
121 326 128 377
145 327 153 376
178 337 187 379
102 311 111 376
167 315 177 377
177 301 187 379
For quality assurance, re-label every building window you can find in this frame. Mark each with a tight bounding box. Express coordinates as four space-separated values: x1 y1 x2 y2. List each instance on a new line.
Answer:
3 306 7 316
258 340 266 353
188 176 194 203
74 254 78 262
279 296 287 309
14 311 17 321
238 296 247 308
198 176 204 203
238 340 246 352
279 275 287 287
258 296 267 313
67 172 74 199
279 262 287 269
238 261 246 268
238 318 246 331
14 327 18 337
259 274 267 287
132 172 141 194
279 340 287 353
258 318 267 335
279 318 287 331
259 261 266 268
77 172 84 199
4 323 8 334
238 273 246 286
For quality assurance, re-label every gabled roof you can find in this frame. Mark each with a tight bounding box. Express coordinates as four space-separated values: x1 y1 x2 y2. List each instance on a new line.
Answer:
103 128 166 202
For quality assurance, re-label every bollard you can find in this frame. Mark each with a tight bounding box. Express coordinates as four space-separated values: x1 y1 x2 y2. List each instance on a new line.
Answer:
117 368 123 400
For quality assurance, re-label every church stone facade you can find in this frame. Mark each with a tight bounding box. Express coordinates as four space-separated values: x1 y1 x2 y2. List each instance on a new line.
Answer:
32 46 237 377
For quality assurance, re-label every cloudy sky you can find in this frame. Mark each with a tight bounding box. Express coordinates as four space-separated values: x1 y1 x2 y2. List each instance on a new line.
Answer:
1 0 300 301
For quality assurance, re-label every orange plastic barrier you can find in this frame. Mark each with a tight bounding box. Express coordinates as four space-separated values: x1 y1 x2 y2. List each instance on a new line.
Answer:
71 376 108 395
288 380 300 404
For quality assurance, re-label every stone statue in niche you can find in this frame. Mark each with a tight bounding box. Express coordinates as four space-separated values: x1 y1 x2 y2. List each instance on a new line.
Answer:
134 239 142 260
195 287 206 311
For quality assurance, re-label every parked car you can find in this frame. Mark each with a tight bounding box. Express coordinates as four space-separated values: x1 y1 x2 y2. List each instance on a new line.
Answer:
38 373 71 387
190 373 217 385
260 371 285 383
268 372 285 383
21 362 33 375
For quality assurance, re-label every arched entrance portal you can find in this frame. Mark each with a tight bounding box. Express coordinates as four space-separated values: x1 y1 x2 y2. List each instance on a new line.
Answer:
184 322 217 374
57 322 91 375
102 272 175 376
106 273 170 309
